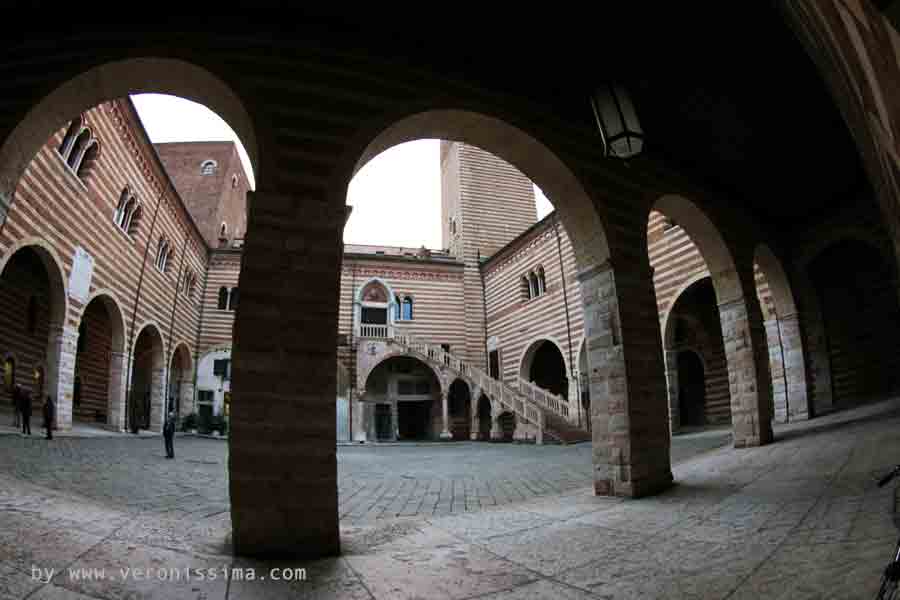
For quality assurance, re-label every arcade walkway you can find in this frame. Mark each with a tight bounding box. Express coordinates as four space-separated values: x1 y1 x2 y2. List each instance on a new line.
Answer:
0 401 897 598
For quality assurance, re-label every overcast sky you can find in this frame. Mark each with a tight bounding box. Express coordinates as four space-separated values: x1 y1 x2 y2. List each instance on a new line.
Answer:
132 93 553 249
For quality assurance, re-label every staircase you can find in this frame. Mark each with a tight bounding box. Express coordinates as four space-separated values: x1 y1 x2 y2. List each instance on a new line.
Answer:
390 333 591 445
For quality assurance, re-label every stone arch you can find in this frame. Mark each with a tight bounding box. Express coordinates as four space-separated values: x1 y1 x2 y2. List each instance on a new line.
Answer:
73 290 128 429
167 342 194 418
130 322 165 432
651 196 773 446
518 337 570 400
753 244 809 423
476 393 492 441
0 57 260 219
0 237 69 325
359 351 447 398
447 377 472 440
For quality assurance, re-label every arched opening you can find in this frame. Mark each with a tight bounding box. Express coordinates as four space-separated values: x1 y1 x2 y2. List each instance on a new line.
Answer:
807 239 900 409
0 244 67 427
73 294 126 427
753 244 809 423
130 324 165 432
357 280 392 339
677 350 706 427
497 411 516 442
362 355 441 441
168 343 193 418
447 378 471 440
650 197 773 446
519 339 569 399
662 277 730 428
476 394 492 441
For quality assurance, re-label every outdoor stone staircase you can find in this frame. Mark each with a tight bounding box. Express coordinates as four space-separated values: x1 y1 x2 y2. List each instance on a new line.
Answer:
390 333 591 445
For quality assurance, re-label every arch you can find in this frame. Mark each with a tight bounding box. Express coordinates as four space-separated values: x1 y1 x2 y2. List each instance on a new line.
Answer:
0 237 69 326
652 195 741 304
518 336 570 381
168 341 194 417
359 351 446 398
518 337 570 400
345 109 611 272
660 271 713 350
0 58 260 216
476 393 492 441
77 290 126 354
201 159 218 175
130 322 166 432
447 377 472 440
355 277 396 305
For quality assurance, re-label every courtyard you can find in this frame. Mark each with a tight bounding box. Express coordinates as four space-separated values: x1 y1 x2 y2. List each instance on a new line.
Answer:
1 402 899 598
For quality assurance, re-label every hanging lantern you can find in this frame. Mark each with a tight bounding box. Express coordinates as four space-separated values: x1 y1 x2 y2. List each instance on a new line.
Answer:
591 84 644 159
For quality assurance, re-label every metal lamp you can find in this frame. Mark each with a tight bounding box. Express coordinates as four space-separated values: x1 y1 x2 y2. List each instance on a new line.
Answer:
591 84 644 159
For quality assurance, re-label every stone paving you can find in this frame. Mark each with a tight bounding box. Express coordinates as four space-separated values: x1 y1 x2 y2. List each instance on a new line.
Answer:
1 402 898 598
0 427 730 525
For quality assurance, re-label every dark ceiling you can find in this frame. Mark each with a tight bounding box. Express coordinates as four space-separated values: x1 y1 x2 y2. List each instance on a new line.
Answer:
11 4 871 232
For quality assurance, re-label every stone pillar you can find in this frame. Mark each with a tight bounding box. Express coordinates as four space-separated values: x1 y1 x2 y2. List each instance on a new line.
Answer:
353 393 367 442
439 390 452 439
148 367 166 433
390 400 399 441
490 402 503 440
470 386 481 440
719 295 774 447
46 322 78 430
580 260 672 498
764 318 788 424
779 313 810 421
663 350 680 433
107 351 127 431
229 191 345 559
178 379 195 419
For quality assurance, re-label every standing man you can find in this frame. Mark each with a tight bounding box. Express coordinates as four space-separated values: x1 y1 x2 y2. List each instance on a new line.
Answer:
11 384 21 429
43 395 55 440
163 407 176 459
19 389 31 435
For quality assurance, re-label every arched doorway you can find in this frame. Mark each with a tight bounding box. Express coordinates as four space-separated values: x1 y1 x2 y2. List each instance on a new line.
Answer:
807 239 900 408
0 243 68 427
520 339 569 399
73 294 126 426
477 394 492 441
362 355 441 441
130 324 165 432
497 411 516 442
447 379 471 440
168 343 193 418
677 351 706 427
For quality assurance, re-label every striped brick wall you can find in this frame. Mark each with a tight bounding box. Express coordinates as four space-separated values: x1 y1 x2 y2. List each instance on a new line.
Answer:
199 250 240 355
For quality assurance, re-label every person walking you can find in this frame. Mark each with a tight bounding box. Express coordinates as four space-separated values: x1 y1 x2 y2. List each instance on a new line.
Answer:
11 384 21 429
19 389 31 435
42 395 55 440
163 407 176 459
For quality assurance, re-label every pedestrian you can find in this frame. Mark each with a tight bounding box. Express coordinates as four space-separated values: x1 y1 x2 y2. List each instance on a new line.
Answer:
19 388 31 435
163 407 176 459
11 384 21 429
43 395 55 440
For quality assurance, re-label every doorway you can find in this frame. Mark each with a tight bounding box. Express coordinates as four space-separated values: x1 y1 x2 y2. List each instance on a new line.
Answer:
397 401 430 440
678 351 706 426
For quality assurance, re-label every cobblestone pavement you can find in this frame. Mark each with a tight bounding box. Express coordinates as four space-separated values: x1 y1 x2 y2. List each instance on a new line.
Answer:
0 428 731 525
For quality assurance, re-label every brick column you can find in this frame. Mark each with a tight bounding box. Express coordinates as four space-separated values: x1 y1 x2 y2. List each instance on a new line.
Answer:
763 318 788 424
229 191 344 559
663 349 680 432
779 313 809 421
580 260 672 498
46 322 78 430
439 390 452 439
719 293 774 447
107 351 127 431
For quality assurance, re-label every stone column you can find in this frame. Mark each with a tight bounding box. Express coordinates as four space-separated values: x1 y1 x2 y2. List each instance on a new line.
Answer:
719 294 774 447
580 260 673 498
763 318 788 424
229 191 345 559
439 390 452 439
390 400 399 441
779 313 810 421
178 379 195 419
353 393 367 443
470 386 481 440
107 351 127 431
46 322 78 430
490 402 503 440
663 350 680 433
148 367 166 433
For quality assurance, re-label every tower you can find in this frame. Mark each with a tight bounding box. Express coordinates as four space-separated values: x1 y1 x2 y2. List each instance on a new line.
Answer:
440 141 537 367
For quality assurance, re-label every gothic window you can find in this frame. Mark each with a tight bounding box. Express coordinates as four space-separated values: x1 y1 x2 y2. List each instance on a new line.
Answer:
219 222 228 238
200 159 217 175
529 272 539 299
521 276 531 300
182 272 196 299
155 238 171 273
59 117 100 182
537 266 547 295
217 286 228 310
232 174 239 188
58 116 83 158
114 188 141 235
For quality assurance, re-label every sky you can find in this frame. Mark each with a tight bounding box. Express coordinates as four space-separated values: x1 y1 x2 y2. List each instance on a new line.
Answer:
132 94 554 249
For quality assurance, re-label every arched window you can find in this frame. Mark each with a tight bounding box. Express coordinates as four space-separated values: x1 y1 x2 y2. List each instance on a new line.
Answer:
155 238 170 273
229 287 239 311
529 272 539 299
123 202 142 235
77 139 100 179
3 357 15 391
402 297 413 321
200 159 217 175
537 266 547 295
217 286 229 310
521 276 531 300
65 126 99 180
232 173 239 188
114 188 140 235
394 295 402 320
27 296 38 335
219 222 228 238
58 116 84 160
